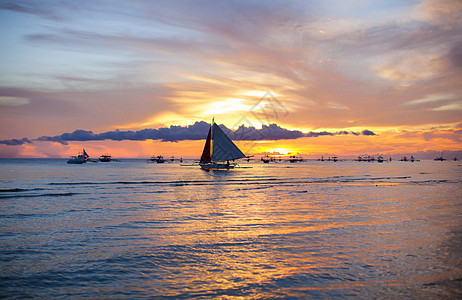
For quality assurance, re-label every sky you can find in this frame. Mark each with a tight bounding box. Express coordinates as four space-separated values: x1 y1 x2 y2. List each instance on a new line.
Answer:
0 0 461 159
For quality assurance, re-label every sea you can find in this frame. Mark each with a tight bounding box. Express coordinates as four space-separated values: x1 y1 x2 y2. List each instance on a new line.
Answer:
0 158 461 299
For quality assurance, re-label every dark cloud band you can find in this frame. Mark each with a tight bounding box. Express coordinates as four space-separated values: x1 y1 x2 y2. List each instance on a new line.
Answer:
0 138 32 146
0 122 375 145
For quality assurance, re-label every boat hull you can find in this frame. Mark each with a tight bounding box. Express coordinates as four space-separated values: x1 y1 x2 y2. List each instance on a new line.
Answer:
151 155 166 163
200 163 236 170
99 155 112 162
67 154 87 164
67 159 86 164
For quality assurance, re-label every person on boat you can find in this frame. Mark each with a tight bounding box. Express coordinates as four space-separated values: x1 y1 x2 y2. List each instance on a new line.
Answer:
226 160 230 168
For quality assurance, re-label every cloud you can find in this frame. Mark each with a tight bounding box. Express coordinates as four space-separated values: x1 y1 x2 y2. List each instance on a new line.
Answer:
0 1 64 20
36 122 210 144
229 124 305 141
404 93 456 106
361 130 376 136
0 138 32 146
1 0 459 145
0 96 30 106
431 102 462 111
448 41 462 68
3 122 374 145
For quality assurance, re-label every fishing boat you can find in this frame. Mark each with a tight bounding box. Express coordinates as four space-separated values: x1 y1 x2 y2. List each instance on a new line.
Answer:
261 155 271 163
151 155 166 163
67 149 89 164
288 155 304 163
99 154 112 162
199 119 246 170
434 150 446 161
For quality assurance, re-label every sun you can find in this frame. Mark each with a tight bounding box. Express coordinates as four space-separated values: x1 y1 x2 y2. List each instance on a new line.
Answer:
204 98 250 115
265 148 296 155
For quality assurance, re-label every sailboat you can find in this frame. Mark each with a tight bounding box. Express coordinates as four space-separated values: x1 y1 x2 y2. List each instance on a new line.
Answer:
199 119 246 170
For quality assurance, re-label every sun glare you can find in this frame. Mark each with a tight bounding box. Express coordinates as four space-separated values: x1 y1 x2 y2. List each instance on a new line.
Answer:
204 98 250 115
243 90 277 98
115 112 193 130
265 148 295 155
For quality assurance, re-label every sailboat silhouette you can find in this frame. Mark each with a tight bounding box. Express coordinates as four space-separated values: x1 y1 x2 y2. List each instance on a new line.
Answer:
199 118 246 170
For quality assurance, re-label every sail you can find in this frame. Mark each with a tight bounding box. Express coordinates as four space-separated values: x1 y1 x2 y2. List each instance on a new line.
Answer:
200 127 212 163
211 123 245 162
82 149 89 158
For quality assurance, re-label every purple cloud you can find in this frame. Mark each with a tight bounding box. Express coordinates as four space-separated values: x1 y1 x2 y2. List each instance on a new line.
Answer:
448 41 462 68
2 122 375 145
0 138 32 146
361 129 376 136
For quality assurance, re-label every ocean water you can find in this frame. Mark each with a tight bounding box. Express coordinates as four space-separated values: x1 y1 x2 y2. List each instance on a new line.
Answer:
1 158 461 299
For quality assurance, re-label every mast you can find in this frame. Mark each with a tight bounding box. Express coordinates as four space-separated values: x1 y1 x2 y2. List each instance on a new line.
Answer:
211 117 214 160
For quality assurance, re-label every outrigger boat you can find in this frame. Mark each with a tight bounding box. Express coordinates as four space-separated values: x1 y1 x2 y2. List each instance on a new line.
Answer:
67 149 89 164
199 118 246 170
261 155 271 163
151 155 166 163
99 154 112 162
434 150 446 161
288 155 304 163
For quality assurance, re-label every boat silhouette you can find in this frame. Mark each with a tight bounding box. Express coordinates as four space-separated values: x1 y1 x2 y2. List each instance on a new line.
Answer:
67 149 89 164
199 118 246 170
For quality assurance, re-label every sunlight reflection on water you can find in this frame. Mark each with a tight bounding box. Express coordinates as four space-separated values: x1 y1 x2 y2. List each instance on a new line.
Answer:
0 159 461 298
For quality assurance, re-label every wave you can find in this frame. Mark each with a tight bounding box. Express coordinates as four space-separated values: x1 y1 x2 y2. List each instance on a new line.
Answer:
47 178 282 186
0 192 81 199
0 188 45 193
2 176 457 201
43 175 441 188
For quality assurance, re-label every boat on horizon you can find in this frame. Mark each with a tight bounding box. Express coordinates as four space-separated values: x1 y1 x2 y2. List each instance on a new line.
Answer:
67 149 89 164
261 155 271 163
358 155 375 162
99 154 112 162
434 150 446 161
199 118 246 170
151 155 166 163
288 155 304 163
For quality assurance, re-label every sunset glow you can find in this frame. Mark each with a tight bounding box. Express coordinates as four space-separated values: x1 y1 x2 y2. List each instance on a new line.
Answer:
0 0 461 159
263 148 296 156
